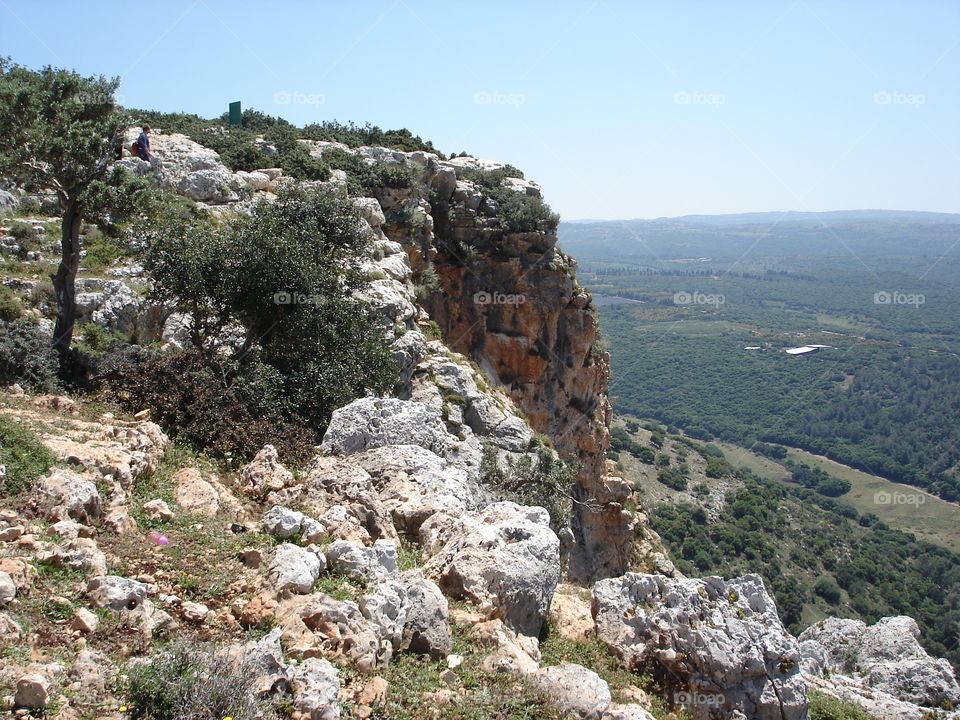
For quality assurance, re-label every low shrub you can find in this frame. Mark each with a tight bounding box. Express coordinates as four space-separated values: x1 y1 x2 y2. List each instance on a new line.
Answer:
808 690 873 720
0 319 60 392
461 168 559 233
0 285 23 321
95 346 320 464
480 442 576 531
656 466 689 491
126 644 280 720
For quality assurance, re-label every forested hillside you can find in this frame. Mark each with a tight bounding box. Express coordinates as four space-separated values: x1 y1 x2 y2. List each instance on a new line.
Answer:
562 219 960 503
610 418 960 673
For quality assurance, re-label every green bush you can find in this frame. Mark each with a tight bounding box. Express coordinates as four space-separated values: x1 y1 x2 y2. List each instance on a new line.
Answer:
8 220 39 242
814 576 843 604
808 691 874 720
656 466 688 491
301 119 442 155
130 185 397 459
0 285 23 321
0 319 60 392
480 442 576 531
74 322 127 355
0 415 56 495
321 149 420 197
126 644 279 720
462 168 559 233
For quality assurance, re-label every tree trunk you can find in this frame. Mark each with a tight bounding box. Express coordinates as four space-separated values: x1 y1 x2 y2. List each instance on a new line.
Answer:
52 201 83 356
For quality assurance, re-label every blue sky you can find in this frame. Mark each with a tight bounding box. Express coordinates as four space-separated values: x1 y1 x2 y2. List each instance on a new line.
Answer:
2 0 957 219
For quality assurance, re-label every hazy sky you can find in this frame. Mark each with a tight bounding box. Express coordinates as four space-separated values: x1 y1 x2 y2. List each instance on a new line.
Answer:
2 0 957 219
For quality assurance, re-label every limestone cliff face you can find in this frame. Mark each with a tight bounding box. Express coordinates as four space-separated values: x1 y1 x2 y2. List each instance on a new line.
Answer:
367 153 635 580
111 132 637 580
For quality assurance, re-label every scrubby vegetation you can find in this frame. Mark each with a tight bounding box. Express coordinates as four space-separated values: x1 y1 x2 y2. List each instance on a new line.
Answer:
808 691 876 720
134 108 443 180
126 644 281 720
586 248 960 503
95 185 397 463
480 441 576 531
462 168 560 233
0 319 61 392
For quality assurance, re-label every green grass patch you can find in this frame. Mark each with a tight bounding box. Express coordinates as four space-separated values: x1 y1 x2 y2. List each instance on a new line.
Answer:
0 414 56 495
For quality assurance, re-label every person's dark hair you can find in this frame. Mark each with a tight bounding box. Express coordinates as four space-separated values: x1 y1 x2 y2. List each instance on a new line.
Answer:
142 124 151 132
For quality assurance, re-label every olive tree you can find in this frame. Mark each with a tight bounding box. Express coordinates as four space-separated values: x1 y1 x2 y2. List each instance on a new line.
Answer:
142 185 398 431
0 59 133 355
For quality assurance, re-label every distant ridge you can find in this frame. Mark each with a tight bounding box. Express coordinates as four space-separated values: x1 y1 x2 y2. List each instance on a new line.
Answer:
564 209 960 226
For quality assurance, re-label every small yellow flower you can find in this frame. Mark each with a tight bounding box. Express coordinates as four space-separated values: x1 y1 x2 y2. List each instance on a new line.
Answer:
119 708 128 713
223 716 233 720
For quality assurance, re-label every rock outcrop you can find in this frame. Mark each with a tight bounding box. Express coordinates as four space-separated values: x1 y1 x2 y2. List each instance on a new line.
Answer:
593 573 808 720
423 501 560 637
354 148 627 581
800 615 960 713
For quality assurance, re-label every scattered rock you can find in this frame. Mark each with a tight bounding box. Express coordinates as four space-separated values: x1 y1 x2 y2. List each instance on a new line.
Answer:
14 674 49 709
290 657 340 720
103 506 138 535
70 607 99 633
278 594 391 672
424 501 560 637
86 575 147 611
359 571 452 658
470 618 541 675
172 467 242 518
239 591 278 628
601 704 657 720
239 547 264 569
239 627 292 696
172 468 221 516
0 570 15 603
0 525 24 542
263 505 307 539
240 445 297 497
49 520 95 540
531 664 611 720
0 558 36 591
593 573 807 720
268 543 326 594
34 469 102 522
143 499 173 521
39 537 108 576
0 611 23 641
326 539 397 581
68 650 110 696
550 584 594 642
180 601 210 623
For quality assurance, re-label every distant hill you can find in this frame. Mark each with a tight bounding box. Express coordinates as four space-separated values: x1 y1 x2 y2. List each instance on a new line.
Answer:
663 209 960 226
557 211 960 262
